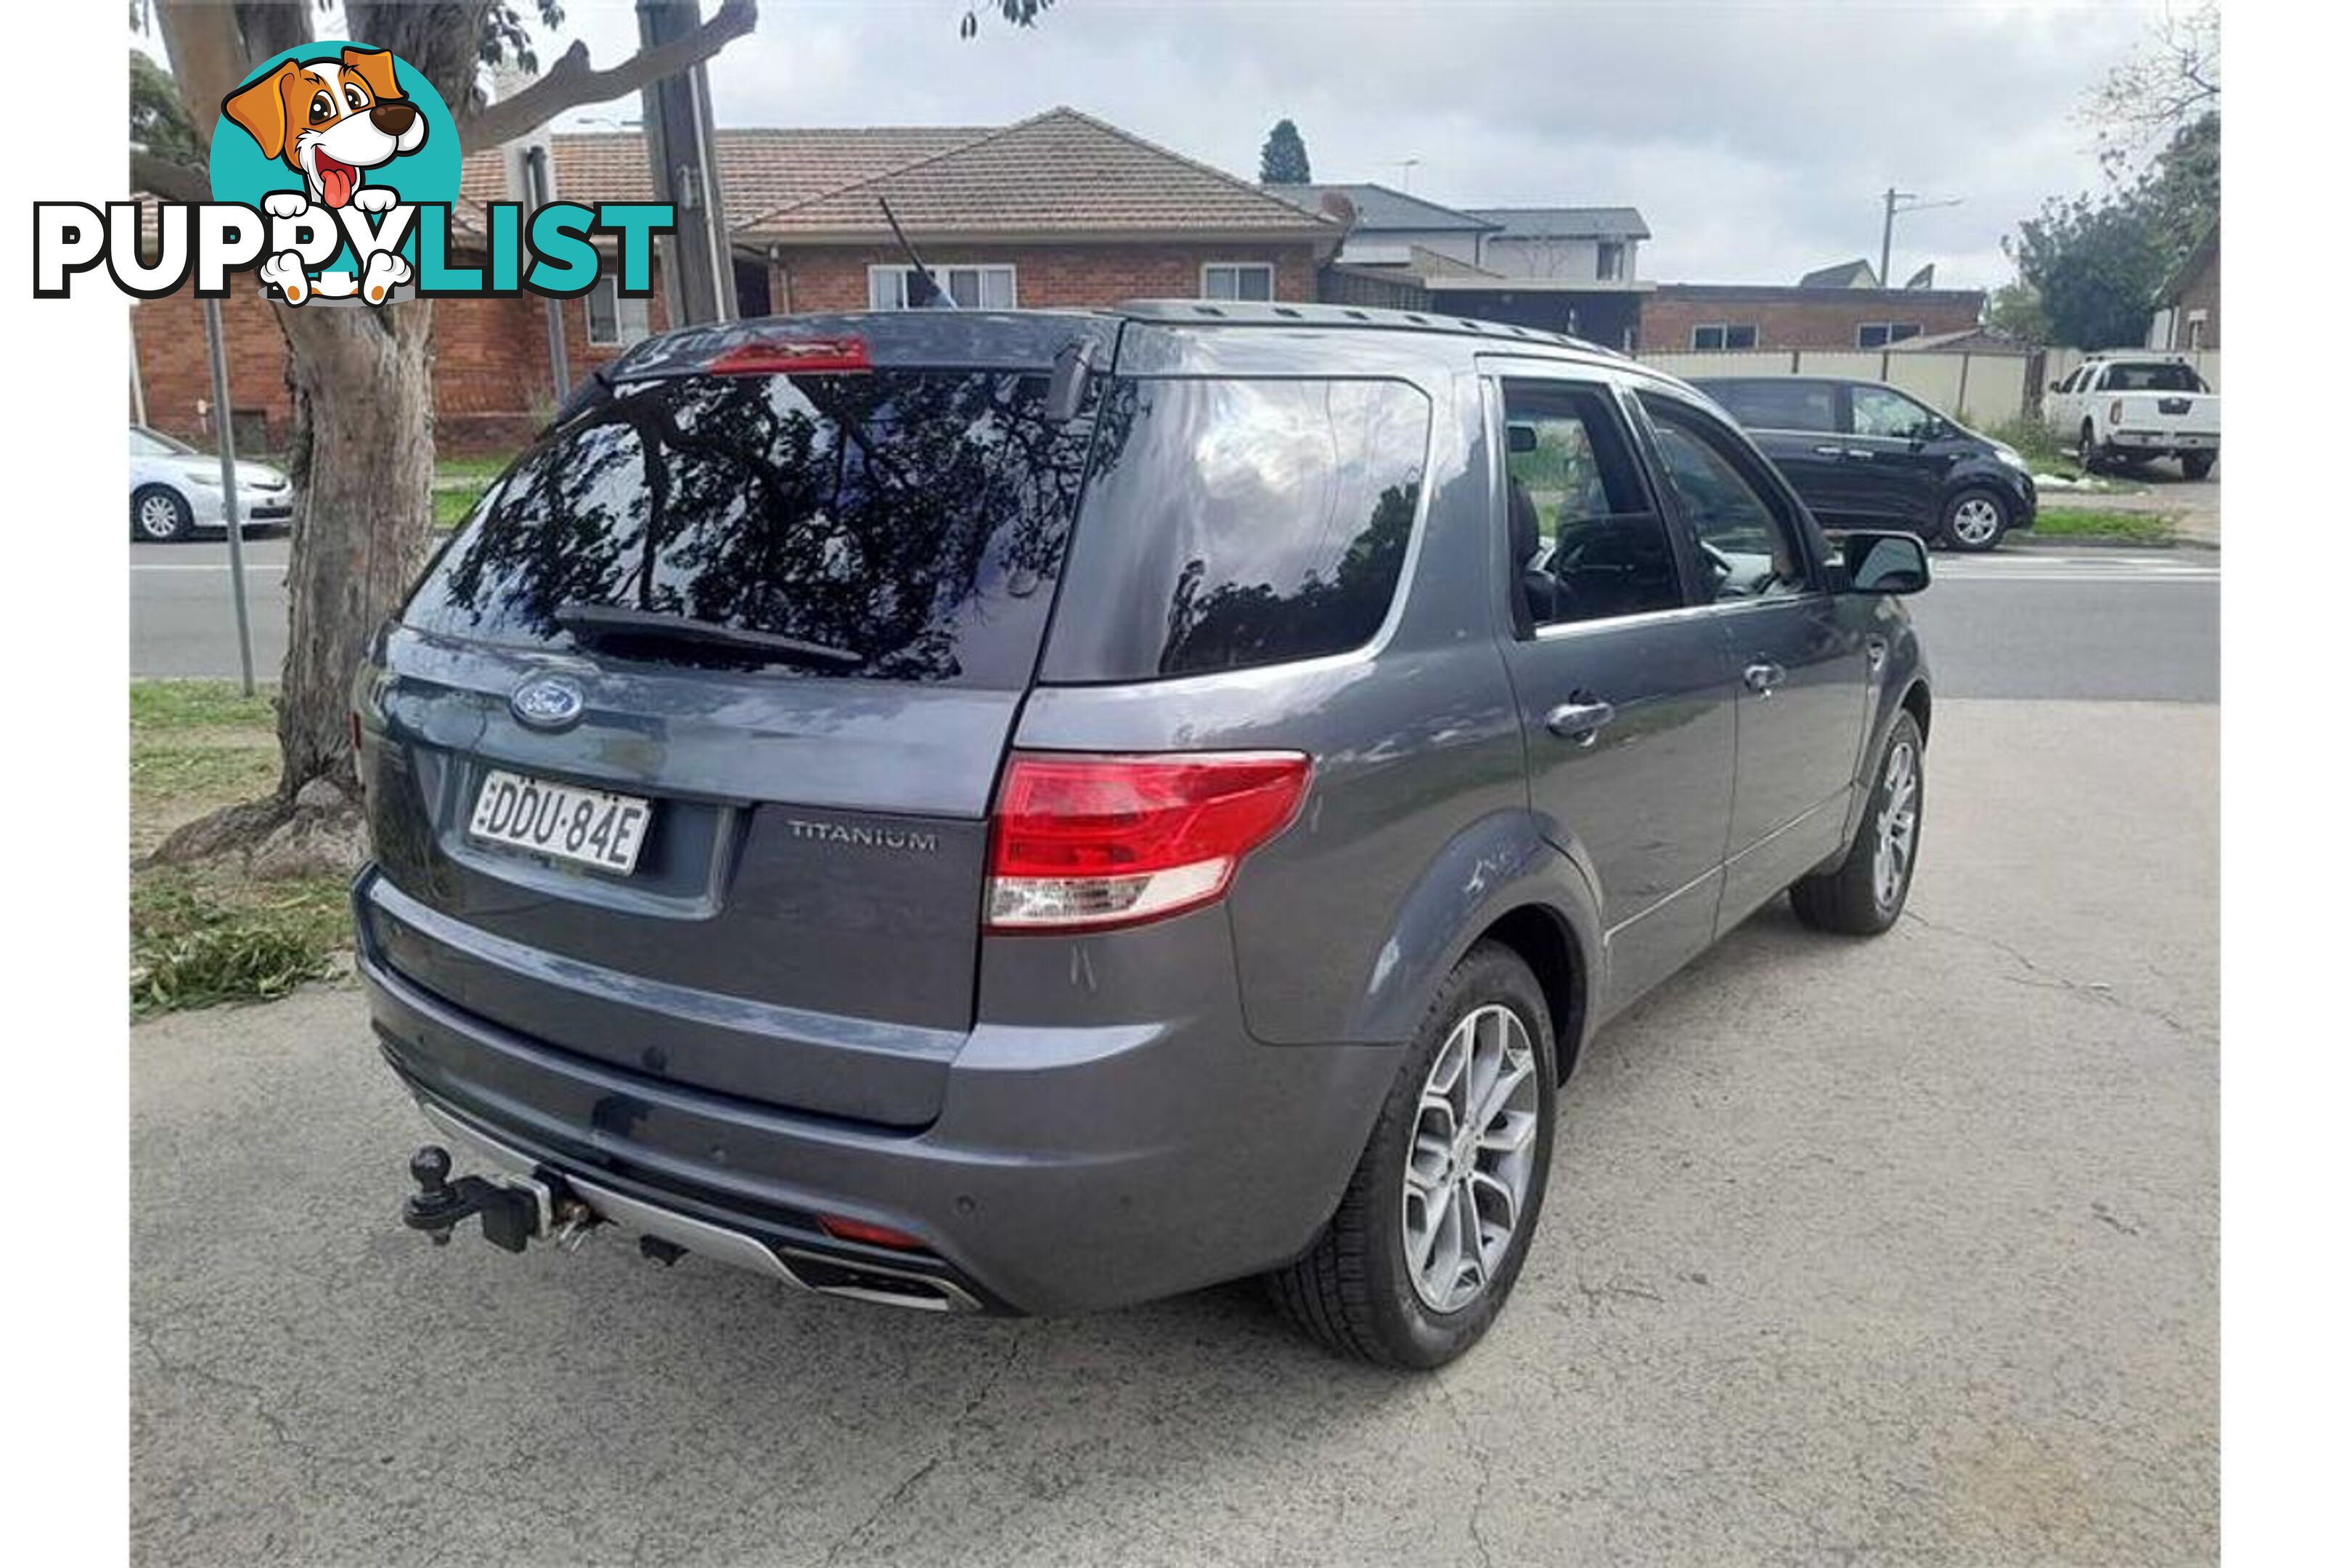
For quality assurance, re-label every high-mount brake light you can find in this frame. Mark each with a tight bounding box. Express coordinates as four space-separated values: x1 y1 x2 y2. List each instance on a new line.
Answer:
985 751 1312 933
708 337 872 376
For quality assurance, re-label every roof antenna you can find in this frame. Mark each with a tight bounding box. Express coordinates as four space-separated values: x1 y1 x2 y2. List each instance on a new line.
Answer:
878 197 955 309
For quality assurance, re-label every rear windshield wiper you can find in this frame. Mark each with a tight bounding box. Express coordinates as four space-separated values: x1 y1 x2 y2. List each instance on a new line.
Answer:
552 603 865 670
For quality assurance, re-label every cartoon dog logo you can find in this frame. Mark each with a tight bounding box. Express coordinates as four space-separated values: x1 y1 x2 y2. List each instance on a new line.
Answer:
221 46 427 304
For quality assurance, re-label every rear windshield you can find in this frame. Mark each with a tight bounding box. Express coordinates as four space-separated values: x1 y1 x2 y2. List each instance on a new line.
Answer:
1040 377 1431 681
2102 362 2206 393
403 368 1098 687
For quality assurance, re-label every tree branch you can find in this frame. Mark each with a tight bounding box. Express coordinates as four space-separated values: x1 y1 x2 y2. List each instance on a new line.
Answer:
454 0 759 151
132 148 211 204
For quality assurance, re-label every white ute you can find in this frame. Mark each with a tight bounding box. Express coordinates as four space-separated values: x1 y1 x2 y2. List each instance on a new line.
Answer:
2043 354 2218 478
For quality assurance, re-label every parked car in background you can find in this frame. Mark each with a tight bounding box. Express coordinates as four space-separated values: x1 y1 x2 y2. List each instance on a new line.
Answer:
1689 376 2035 552
128 425 295 542
2043 354 2218 478
361 303 1934 1369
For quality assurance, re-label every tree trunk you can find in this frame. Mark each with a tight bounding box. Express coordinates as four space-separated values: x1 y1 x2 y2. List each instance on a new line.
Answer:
273 301 440 799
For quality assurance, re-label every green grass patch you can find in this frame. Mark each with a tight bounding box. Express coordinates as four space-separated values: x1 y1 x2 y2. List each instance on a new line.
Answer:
131 870 348 1016
2032 507 2176 544
433 484 487 528
129 679 275 733
130 679 354 1013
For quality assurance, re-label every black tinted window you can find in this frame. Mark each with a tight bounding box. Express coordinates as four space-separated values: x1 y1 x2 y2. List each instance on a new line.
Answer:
1042 377 1429 680
2102 361 2205 392
402 369 1098 687
1704 380 1836 433
1503 381 1683 627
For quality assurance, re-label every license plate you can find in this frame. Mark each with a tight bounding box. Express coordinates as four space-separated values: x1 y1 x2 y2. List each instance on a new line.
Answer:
467 769 653 873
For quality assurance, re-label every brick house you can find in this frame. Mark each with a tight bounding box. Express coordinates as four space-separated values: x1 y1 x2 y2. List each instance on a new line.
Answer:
131 106 1338 454
1640 280 1985 354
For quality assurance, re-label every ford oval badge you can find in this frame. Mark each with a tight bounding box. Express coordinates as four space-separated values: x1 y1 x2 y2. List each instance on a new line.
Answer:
510 674 586 731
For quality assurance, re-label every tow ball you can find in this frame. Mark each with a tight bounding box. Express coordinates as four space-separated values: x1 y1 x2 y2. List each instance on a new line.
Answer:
400 1144 597 1254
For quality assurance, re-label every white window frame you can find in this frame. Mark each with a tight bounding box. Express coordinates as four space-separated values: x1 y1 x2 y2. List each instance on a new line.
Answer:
866 263 1018 311
585 276 651 348
1594 241 1625 282
1200 261 1276 302
1691 323 1757 351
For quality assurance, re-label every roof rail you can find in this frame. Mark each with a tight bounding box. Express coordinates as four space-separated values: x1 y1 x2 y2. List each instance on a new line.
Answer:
1111 298 1625 359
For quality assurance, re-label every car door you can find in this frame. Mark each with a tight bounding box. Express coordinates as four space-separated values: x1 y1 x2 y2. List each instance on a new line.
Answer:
1701 378 1851 523
1489 370 1737 1018
1838 383 1951 530
1631 388 1874 927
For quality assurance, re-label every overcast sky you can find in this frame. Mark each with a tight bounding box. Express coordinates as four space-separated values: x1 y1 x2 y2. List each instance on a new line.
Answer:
142 1 2175 290
530 0 2172 290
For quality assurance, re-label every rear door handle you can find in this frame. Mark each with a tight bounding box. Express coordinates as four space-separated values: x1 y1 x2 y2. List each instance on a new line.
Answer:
1844 448 1875 461
1810 444 1845 457
1743 661 1786 695
1544 699 1616 743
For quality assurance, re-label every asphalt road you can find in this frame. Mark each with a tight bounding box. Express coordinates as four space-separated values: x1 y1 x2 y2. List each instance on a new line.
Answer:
1906 550 2219 702
131 698 2218 1566
130 537 292 681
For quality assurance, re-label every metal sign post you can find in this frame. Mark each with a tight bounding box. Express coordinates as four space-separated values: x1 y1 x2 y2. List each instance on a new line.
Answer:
200 295 258 697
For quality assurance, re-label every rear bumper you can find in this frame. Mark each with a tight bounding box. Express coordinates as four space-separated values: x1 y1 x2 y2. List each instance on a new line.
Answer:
356 869 1400 1315
2109 429 2218 452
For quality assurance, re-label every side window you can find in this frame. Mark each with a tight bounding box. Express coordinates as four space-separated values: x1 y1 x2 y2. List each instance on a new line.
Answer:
1638 395 1811 603
1710 379 1836 433
1500 380 1685 629
1848 384 1937 441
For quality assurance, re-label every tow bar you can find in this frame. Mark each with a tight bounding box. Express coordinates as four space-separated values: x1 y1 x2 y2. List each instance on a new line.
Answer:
400 1144 598 1254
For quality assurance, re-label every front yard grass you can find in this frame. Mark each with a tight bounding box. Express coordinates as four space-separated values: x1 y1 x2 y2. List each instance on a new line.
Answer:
2030 507 2177 545
131 679 351 1016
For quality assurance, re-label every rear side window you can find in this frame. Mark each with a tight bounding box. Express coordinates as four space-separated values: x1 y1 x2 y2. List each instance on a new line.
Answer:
401 369 1098 687
1703 380 1836 433
1041 377 1430 680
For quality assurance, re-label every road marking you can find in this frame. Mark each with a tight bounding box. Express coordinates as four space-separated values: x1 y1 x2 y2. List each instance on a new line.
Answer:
1935 552 2218 583
131 563 286 573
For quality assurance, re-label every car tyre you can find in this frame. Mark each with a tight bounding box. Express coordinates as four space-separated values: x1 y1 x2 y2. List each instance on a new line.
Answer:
2076 420 2107 475
1791 710 1924 936
132 484 195 543
2180 451 2216 481
1267 941 1558 1369
1939 486 2010 552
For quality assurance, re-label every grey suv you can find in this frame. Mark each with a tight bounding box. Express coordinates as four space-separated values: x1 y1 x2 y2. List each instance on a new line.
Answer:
357 303 1932 1368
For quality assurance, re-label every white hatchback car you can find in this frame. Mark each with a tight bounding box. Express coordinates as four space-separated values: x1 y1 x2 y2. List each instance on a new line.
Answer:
128 425 295 542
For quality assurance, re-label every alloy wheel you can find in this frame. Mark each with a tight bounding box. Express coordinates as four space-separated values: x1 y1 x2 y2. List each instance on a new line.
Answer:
1948 496 2003 548
137 493 181 540
1400 1003 1540 1313
1873 739 1920 910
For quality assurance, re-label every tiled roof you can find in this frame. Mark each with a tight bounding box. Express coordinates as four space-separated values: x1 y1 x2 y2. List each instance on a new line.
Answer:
739 108 1339 240
454 126 990 235
1797 258 1881 289
1469 206 1651 242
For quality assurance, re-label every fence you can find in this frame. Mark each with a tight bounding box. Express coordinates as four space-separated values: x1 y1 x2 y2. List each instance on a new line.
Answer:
1639 346 2221 426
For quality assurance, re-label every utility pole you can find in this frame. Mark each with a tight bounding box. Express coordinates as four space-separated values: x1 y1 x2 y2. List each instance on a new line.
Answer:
637 0 735 326
1880 187 1963 287
1395 157 1421 194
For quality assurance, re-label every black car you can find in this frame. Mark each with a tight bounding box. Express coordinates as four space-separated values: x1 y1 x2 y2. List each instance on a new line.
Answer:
1690 376 2036 552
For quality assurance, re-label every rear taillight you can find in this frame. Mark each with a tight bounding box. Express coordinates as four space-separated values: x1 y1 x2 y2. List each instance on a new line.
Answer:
986 751 1312 932
709 336 870 375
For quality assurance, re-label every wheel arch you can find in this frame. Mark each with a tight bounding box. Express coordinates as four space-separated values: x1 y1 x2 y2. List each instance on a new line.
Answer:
1471 902 1591 1080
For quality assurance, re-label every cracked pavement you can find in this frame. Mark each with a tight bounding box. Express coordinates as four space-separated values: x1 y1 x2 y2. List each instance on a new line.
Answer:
131 699 2216 1566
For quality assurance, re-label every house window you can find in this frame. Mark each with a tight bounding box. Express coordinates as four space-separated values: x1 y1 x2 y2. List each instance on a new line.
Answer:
1595 242 1625 282
585 277 650 348
1856 322 1923 348
1691 323 1757 351
1201 262 1275 301
867 264 1016 311
2186 309 2208 351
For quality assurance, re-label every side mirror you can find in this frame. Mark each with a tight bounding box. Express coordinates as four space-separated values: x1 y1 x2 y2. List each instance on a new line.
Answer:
2049 380 2064 393
1507 424 1538 455
1839 530 1931 595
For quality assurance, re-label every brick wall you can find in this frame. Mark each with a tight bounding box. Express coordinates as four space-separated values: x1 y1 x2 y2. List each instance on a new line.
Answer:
132 268 676 458
1642 287 1985 353
767 242 1318 314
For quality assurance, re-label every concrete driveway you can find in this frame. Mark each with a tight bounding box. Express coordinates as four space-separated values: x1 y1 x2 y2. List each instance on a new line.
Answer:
131 698 2216 1567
